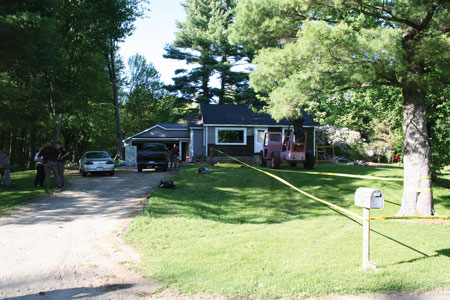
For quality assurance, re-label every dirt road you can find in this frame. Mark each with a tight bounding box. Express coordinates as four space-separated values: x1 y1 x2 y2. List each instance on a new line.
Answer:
0 168 175 300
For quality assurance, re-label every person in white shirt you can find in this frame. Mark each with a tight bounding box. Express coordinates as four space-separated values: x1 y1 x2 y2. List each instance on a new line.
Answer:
34 147 45 187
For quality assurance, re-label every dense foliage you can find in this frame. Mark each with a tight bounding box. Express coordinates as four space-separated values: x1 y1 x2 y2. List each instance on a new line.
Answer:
0 0 171 168
230 0 449 215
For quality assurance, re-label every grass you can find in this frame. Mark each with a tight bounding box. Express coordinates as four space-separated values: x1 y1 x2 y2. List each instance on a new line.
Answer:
125 163 450 299
0 170 57 215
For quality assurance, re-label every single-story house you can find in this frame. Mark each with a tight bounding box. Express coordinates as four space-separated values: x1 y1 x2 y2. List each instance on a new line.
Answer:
123 104 318 165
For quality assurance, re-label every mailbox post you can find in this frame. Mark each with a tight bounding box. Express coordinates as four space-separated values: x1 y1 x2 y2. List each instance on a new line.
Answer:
354 188 384 271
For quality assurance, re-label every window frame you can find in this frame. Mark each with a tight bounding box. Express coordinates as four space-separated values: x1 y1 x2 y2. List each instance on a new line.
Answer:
215 127 247 145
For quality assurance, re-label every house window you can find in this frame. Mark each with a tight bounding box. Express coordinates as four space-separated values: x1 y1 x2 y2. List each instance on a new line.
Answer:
215 128 247 145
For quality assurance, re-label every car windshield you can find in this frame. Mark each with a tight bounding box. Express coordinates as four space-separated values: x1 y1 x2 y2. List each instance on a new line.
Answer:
86 152 109 159
269 133 282 141
142 144 166 151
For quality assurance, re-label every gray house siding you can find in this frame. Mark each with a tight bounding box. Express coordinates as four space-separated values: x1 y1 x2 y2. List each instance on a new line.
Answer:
191 129 204 157
208 139 255 157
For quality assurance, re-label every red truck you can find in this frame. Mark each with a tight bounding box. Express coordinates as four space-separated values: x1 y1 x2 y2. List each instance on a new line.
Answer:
259 120 314 169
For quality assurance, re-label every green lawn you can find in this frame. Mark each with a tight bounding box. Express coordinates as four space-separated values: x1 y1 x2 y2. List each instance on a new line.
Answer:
125 164 450 298
0 170 56 215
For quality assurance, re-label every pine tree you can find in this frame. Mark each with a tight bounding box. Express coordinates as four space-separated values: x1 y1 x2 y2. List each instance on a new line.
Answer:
164 0 254 104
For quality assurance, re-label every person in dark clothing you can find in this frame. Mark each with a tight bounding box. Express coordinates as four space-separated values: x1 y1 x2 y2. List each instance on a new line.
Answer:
40 142 62 192
56 142 69 186
169 144 179 168
33 147 45 187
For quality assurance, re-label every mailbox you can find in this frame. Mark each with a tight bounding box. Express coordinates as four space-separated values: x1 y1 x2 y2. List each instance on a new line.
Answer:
355 187 384 209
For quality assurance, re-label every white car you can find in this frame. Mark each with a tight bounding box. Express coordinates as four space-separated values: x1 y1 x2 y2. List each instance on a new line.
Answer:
79 151 114 176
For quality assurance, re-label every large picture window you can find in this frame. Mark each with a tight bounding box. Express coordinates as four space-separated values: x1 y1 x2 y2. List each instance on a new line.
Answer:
215 128 247 145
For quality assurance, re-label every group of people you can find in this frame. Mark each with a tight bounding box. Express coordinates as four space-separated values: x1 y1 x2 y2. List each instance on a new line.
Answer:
34 141 69 192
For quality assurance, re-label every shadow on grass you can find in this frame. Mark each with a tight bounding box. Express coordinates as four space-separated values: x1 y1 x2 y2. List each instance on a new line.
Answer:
394 248 450 265
147 165 404 225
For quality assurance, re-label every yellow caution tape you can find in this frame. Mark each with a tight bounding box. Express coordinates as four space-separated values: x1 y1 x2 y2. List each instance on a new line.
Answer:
269 169 404 181
213 150 448 223
214 149 363 221
370 216 450 221
215 163 243 168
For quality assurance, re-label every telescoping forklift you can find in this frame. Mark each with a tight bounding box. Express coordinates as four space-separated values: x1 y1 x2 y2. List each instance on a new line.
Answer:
259 118 314 169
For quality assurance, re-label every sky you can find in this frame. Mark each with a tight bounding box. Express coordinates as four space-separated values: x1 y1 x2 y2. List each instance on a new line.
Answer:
119 1 187 84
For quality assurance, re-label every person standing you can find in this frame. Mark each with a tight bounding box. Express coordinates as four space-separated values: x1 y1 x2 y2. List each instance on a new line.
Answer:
56 142 69 186
33 147 45 188
40 142 62 192
170 144 179 168
0 146 10 187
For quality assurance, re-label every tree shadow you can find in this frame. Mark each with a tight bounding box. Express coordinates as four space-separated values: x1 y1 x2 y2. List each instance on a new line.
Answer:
147 165 400 225
2 284 134 300
394 248 450 265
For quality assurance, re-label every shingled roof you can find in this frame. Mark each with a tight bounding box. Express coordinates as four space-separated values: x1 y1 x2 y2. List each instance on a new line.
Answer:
200 104 318 127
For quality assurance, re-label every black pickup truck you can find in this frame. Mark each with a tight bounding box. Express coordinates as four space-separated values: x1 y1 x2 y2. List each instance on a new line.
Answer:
137 143 168 172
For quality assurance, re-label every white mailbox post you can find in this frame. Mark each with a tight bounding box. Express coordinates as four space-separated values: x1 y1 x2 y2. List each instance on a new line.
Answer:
355 187 384 271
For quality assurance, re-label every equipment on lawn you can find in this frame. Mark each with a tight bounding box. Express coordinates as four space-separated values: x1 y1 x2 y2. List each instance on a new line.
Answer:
259 118 314 169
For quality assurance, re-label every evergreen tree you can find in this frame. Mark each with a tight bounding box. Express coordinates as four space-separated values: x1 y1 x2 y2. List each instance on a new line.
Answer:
164 0 254 104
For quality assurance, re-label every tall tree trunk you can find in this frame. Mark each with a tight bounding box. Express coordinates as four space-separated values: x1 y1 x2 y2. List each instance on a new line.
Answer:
29 128 37 170
9 130 16 164
18 128 26 169
105 43 123 158
219 56 226 104
397 88 433 216
48 78 63 144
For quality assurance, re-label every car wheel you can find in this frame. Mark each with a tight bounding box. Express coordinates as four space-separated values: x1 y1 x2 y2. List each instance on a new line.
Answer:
259 150 267 167
271 151 280 169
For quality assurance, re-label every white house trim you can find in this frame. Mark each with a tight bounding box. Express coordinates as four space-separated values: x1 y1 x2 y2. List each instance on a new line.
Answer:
215 127 247 146
123 124 188 143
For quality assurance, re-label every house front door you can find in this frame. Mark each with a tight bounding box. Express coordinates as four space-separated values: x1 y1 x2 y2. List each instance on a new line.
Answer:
254 128 268 153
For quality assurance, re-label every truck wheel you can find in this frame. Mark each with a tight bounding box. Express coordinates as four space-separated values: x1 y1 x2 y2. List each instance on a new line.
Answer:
289 162 297 167
259 150 267 167
303 151 314 169
138 165 143 172
271 151 281 169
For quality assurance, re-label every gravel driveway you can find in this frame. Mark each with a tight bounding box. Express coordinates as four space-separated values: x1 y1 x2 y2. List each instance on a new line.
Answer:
0 168 176 300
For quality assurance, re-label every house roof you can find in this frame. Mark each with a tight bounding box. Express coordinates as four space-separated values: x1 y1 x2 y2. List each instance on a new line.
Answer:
200 104 318 127
123 123 189 143
187 116 202 128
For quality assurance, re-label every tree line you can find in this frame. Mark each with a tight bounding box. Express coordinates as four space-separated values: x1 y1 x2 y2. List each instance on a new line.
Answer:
0 0 257 169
